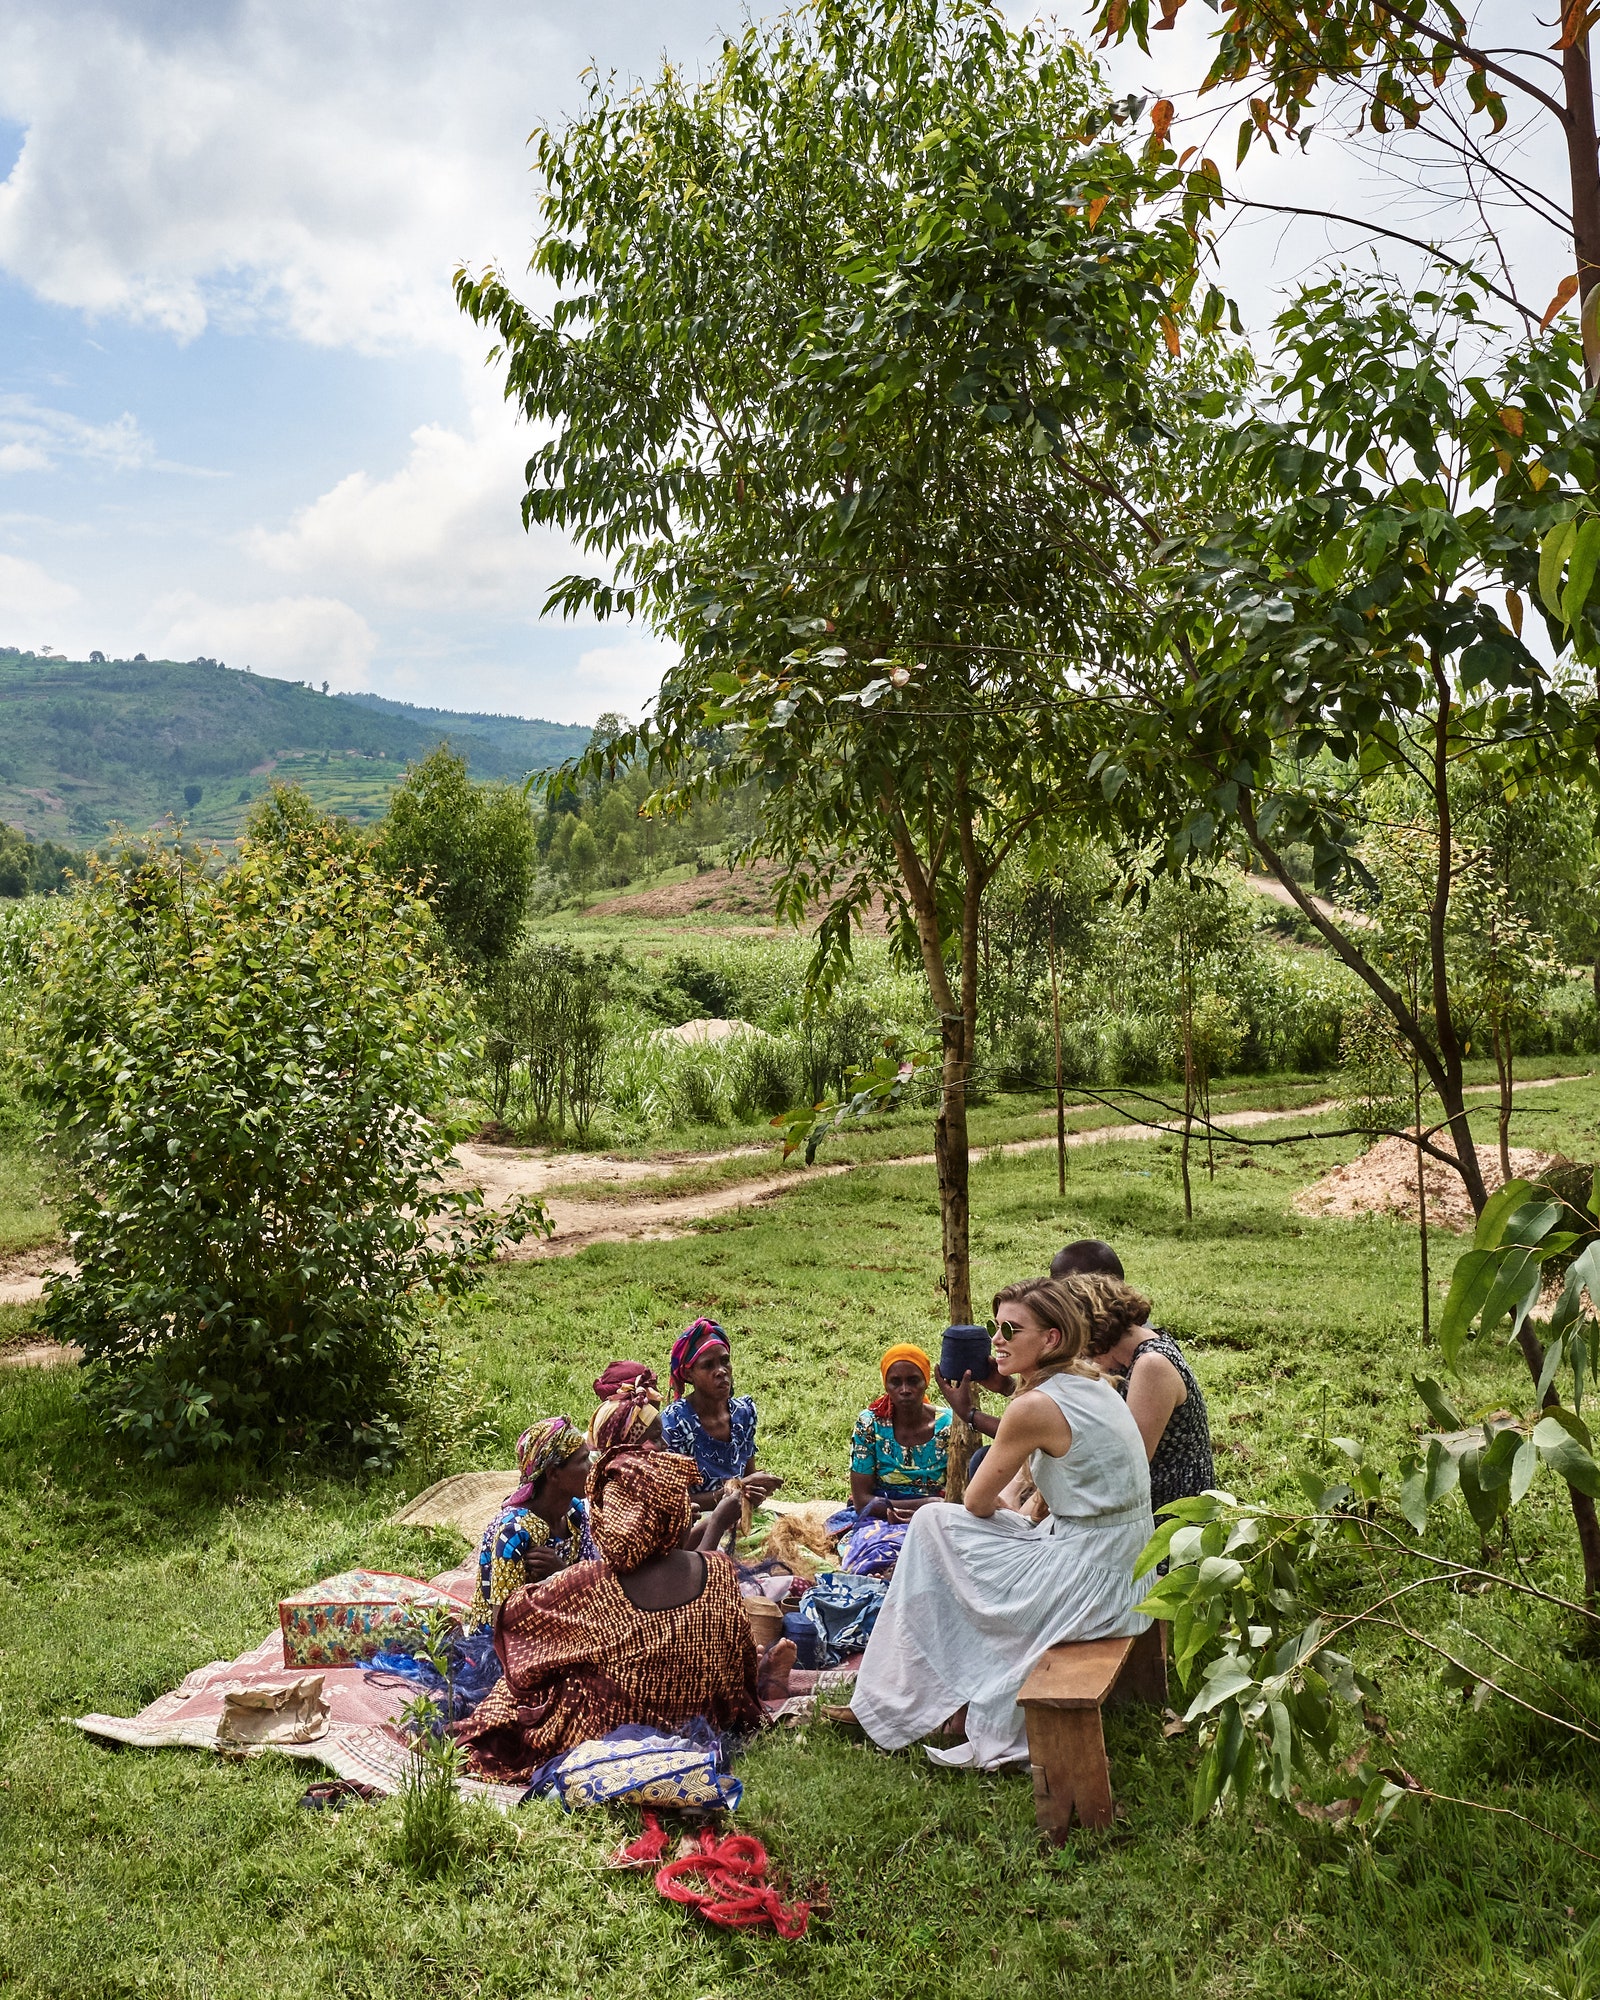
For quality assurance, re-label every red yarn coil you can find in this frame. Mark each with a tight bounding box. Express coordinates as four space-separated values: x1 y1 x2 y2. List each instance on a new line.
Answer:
650 1820 811 1938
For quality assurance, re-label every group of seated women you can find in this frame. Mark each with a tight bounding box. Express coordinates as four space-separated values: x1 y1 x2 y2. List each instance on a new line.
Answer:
452 1238 1215 1782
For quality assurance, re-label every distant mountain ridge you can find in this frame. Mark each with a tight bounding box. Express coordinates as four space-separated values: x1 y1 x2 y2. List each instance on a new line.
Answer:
337 690 590 771
0 647 592 845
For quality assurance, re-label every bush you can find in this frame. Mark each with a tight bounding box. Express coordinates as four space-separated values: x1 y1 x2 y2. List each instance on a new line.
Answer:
377 747 536 974
22 833 519 1461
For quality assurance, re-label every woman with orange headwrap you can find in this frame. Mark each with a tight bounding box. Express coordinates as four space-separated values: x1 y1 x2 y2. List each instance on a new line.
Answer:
825 1344 952 1578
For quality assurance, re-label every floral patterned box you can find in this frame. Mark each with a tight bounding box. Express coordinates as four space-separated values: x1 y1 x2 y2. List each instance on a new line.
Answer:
278 1570 460 1669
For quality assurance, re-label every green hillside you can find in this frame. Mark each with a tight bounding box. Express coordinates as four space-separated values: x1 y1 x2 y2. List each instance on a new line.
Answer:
0 649 591 845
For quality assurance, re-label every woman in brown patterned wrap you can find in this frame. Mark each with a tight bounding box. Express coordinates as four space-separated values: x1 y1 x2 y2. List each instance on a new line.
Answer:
455 1446 765 1781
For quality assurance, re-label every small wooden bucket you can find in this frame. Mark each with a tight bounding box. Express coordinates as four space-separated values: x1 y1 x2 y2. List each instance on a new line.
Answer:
743 1596 785 1649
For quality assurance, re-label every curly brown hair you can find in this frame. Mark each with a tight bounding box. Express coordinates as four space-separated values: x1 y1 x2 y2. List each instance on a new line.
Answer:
1062 1273 1154 1356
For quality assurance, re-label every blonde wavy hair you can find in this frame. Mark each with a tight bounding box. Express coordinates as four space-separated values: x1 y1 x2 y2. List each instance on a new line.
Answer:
991 1276 1100 1383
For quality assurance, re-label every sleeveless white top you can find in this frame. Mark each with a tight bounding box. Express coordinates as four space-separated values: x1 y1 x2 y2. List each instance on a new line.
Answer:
852 1363 1156 1769
1028 1369 1152 1522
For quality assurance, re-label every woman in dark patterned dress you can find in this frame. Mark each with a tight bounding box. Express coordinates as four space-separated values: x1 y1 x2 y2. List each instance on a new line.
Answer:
1072 1276 1215 1511
455 1447 769 1782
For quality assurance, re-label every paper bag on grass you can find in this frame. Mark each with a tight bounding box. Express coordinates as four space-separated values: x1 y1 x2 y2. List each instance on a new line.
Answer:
216 1676 330 1746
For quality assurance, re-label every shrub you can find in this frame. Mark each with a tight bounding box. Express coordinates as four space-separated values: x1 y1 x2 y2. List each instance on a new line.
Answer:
22 833 523 1461
376 747 536 974
483 942 612 1138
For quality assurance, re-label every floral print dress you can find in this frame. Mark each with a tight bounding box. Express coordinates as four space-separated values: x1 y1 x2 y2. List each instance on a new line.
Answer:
463 1498 598 1634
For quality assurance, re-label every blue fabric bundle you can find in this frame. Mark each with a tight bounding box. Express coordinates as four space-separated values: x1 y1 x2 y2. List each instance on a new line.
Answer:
799 1572 887 1665
521 1719 741 1812
366 1627 502 1718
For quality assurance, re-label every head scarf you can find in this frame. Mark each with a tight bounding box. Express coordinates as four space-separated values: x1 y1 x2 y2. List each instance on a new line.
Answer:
669 1318 730 1398
592 1360 659 1402
871 1343 933 1421
504 1416 586 1512
588 1393 663 1453
587 1447 698 1572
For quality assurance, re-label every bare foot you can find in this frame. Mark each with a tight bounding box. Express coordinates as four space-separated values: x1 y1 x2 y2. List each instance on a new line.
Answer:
757 1637 797 1700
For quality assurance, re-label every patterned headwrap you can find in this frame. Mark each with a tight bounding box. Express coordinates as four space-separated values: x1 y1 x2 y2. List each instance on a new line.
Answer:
669 1318 729 1397
871 1343 933 1421
587 1447 698 1572
592 1360 659 1401
588 1393 663 1453
504 1416 586 1512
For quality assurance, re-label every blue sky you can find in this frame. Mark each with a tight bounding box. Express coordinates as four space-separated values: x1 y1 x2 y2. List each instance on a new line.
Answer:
0 0 1567 726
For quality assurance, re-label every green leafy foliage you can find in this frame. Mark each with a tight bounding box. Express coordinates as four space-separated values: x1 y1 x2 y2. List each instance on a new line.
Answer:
17 828 544 1460
376 747 537 975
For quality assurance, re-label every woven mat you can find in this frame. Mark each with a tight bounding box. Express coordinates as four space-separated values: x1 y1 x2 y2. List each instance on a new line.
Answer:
391 1471 518 1541
74 1568 523 1810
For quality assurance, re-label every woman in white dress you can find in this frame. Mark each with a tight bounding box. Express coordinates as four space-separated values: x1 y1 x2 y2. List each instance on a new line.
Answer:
851 1275 1154 1769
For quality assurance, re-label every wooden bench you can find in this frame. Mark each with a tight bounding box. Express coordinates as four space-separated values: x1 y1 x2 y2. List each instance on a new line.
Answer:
1017 1623 1167 1841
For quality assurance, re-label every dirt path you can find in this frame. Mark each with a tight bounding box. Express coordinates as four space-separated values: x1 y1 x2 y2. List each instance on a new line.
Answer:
0 1071 1587 1306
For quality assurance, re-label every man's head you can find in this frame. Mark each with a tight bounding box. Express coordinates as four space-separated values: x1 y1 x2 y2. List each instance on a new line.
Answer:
1049 1237 1124 1282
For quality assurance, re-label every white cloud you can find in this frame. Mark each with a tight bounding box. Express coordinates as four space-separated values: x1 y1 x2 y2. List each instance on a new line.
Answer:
0 550 80 628
244 392 569 611
566 636 678 724
0 393 152 475
149 590 377 690
0 1 585 351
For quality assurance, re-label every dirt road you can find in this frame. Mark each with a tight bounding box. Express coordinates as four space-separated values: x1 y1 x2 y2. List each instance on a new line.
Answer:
0 1071 1586 1308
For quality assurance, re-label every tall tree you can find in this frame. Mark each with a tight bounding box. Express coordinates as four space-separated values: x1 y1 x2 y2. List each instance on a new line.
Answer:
1104 275 1600 1214
457 0 1223 1314
376 747 536 975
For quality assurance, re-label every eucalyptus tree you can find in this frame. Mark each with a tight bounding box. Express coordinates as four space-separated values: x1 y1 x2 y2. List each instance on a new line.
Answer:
1100 274 1600 1215
457 0 1227 1315
1095 0 1600 380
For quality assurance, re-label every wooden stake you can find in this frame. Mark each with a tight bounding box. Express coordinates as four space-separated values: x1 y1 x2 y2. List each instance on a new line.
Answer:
1049 904 1066 1197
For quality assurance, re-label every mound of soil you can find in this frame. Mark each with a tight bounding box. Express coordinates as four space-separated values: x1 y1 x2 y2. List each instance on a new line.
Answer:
1295 1134 1555 1234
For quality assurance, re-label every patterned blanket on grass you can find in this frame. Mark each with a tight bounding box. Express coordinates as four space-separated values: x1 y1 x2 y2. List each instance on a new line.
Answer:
75 1565 856 1801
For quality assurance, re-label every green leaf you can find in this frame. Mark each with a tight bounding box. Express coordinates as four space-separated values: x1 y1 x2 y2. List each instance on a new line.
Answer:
1438 1249 1498 1368
1185 1654 1256 1720
1456 1449 1504 1533
1533 1413 1600 1496
1476 1423 1524 1491
1508 1436 1539 1506
1539 518 1577 615
1474 1179 1536 1250
1561 515 1600 631
1412 1375 1464 1430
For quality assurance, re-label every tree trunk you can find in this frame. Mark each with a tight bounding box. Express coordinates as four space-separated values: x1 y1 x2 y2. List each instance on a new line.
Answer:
1179 959 1194 1223
1494 1021 1513 1183
1565 32 1600 387
1515 1320 1600 1604
1049 905 1066 1196
885 792 977 1323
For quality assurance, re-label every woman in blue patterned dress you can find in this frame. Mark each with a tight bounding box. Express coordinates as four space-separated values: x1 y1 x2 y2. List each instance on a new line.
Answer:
464 1417 596 1634
826 1344 951 1577
658 1319 783 1514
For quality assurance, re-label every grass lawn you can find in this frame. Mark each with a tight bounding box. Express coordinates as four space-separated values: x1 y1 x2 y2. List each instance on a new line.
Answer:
2 1093 1600 1997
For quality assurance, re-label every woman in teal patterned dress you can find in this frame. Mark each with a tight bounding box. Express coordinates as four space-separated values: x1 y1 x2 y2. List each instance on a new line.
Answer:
825 1344 951 1577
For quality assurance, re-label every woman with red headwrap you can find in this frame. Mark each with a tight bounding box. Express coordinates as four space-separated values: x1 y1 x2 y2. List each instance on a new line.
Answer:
455 1447 767 1781
658 1318 782 1510
588 1358 664 1453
